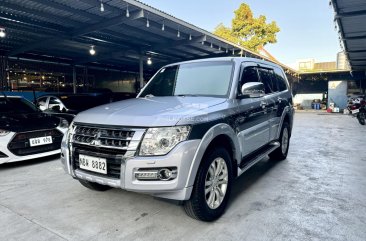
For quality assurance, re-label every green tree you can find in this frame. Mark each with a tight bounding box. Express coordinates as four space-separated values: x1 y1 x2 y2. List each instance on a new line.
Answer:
214 3 280 52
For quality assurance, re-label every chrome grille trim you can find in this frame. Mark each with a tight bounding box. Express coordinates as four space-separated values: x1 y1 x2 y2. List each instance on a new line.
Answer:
70 124 146 151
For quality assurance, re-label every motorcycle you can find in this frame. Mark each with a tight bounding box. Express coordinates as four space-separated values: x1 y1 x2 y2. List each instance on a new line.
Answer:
356 102 366 125
347 96 366 125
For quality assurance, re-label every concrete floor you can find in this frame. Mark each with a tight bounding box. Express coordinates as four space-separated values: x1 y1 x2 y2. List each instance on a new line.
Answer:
1 112 366 241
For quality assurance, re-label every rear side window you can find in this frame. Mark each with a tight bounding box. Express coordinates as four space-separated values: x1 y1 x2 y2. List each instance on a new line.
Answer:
274 68 288 91
258 68 276 94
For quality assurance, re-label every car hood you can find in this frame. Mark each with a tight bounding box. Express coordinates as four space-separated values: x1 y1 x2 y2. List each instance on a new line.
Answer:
0 112 60 132
73 96 227 127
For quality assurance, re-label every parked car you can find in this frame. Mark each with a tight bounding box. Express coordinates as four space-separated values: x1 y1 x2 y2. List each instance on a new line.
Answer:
0 95 68 164
37 94 111 123
61 57 294 221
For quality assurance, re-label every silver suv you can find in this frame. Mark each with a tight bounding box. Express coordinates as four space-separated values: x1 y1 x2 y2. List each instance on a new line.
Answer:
61 57 294 221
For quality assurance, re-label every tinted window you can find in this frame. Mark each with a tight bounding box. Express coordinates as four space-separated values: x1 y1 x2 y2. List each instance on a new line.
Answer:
140 61 234 97
49 97 61 105
240 66 259 85
0 98 37 113
140 66 178 97
274 68 288 91
258 69 275 94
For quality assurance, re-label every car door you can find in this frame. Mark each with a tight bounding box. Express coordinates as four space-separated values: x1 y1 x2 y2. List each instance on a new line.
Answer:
236 63 271 159
257 67 280 141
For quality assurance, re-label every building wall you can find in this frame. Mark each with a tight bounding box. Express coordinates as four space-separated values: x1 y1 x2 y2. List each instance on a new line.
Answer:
328 81 348 109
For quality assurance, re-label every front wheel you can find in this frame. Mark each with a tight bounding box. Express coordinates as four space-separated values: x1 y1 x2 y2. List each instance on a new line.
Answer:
269 122 290 160
357 111 366 125
184 147 232 222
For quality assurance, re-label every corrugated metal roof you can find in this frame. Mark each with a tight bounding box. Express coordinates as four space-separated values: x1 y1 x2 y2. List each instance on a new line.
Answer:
332 0 366 70
0 0 295 73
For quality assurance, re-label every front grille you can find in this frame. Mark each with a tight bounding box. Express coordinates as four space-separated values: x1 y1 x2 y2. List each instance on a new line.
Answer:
73 125 135 149
72 144 125 179
8 129 63 156
70 124 145 179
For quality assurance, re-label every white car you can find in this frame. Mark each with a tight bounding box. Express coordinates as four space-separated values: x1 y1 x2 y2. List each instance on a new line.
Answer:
0 96 68 164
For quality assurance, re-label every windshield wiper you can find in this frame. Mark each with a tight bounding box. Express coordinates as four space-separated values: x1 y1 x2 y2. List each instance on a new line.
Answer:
144 94 155 98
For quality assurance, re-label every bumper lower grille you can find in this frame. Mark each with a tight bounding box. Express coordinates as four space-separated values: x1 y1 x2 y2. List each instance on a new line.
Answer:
8 129 63 156
72 144 126 179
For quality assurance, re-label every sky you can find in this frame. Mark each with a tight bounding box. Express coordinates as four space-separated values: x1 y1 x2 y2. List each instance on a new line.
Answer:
139 0 341 66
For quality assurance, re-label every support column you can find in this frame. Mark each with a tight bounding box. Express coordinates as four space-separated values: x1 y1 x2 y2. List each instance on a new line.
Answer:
72 65 77 94
139 55 144 89
0 56 8 91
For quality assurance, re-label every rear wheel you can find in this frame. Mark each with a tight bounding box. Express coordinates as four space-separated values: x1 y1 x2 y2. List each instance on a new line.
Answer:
269 122 290 160
357 111 366 125
184 147 232 222
79 180 112 191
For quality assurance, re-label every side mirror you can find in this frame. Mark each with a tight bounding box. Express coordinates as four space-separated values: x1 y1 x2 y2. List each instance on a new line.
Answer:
240 82 265 98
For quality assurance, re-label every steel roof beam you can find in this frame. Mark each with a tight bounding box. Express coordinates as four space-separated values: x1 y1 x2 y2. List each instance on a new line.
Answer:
9 10 144 56
0 1 81 28
144 35 207 52
335 10 366 19
29 0 101 22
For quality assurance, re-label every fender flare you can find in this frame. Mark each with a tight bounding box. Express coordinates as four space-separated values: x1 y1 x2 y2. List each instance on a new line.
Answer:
276 106 294 139
185 123 240 188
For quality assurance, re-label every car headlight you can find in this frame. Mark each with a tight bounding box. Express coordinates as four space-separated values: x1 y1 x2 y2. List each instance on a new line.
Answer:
58 118 69 129
0 129 10 136
139 126 191 156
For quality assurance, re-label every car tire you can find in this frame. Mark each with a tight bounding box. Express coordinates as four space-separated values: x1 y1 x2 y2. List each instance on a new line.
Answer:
357 112 366 125
79 180 112 191
183 147 232 222
269 122 290 161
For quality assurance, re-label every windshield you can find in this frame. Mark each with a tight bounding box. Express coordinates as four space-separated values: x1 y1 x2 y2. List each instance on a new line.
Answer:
139 61 234 97
0 97 37 114
61 96 108 110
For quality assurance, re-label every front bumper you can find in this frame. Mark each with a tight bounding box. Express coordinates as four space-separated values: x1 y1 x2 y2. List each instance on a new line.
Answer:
61 139 201 201
0 127 67 164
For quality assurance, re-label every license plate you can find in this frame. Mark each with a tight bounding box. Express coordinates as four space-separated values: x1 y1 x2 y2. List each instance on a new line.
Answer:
29 136 53 147
352 109 360 114
79 154 107 174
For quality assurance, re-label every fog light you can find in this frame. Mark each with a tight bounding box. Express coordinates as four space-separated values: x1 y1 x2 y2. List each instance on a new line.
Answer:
135 168 177 181
135 170 159 180
158 168 173 180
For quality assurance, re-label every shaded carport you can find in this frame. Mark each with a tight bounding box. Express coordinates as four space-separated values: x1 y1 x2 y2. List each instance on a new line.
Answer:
332 0 366 73
0 0 296 93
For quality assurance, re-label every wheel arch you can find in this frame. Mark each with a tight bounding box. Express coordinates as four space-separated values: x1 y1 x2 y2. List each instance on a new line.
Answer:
185 123 240 188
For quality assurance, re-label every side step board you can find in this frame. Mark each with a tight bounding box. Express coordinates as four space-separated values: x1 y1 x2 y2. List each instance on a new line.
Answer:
237 141 280 176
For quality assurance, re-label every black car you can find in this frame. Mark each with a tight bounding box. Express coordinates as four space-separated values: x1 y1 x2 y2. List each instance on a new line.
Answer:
0 96 68 164
37 94 111 123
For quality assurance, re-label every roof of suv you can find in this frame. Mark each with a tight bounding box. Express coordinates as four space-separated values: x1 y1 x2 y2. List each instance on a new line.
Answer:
165 57 283 69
